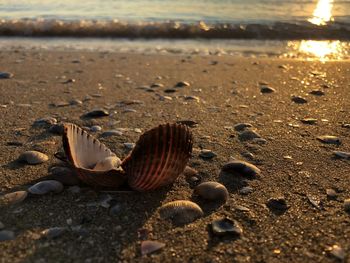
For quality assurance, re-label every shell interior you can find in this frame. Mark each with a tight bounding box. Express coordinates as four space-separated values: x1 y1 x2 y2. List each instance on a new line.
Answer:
63 123 118 170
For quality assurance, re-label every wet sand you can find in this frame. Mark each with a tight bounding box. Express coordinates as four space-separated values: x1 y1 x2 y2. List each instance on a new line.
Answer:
0 50 349 262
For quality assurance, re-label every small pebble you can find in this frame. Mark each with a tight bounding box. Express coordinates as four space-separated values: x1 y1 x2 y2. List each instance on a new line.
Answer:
326 189 337 199
33 117 57 127
122 108 137 113
184 95 200 102
211 218 243 236
344 199 350 212
194 182 229 202
41 227 67 239
150 83 164 88
183 166 199 178
239 186 253 195
0 230 15 241
54 101 70 107
333 151 350 159
62 78 75 84
90 125 102 132
109 204 122 216
0 72 14 79
266 197 289 211
164 88 176 93
327 245 345 260
18 151 48 164
0 191 28 205
234 123 253 131
141 240 165 256
101 130 123 137
238 130 261 141
222 160 261 178
28 180 64 195
317 135 341 145
291 96 307 104
199 149 217 159
301 118 317 124
69 99 83 105
48 124 64 135
260 86 276 93
175 81 190 88
309 90 325 96
83 109 109 118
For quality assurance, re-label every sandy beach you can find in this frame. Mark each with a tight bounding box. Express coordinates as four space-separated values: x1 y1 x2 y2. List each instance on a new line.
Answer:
0 49 349 262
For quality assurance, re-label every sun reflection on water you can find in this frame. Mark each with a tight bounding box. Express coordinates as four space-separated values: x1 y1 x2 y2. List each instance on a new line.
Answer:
286 0 349 61
288 40 348 61
308 0 334 26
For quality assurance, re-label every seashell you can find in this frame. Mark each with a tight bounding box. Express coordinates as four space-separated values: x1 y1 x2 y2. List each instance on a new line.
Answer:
194 182 229 202
159 200 203 225
344 199 350 212
0 72 13 79
123 123 193 191
28 180 64 195
83 109 109 118
234 123 253 131
141 240 165 256
1 191 28 205
291 95 307 104
18 151 48 164
266 197 289 211
317 135 341 145
175 81 190 88
41 227 67 239
221 160 261 178
333 151 350 159
182 166 198 178
33 117 57 128
199 149 217 159
211 218 243 236
62 123 126 188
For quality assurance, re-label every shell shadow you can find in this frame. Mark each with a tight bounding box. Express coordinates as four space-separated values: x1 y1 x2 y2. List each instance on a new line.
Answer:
218 171 250 194
3 159 27 171
1 181 169 261
190 194 226 217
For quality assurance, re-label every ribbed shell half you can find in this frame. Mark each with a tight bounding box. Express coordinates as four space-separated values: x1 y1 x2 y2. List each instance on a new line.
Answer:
122 123 193 191
62 123 193 191
62 123 126 188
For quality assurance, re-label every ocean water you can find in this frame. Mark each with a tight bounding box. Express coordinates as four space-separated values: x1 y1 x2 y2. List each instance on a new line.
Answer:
0 0 349 39
0 0 349 60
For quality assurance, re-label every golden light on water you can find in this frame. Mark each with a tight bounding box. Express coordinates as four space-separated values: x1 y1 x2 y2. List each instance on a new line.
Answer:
308 0 334 26
286 0 349 61
288 40 349 61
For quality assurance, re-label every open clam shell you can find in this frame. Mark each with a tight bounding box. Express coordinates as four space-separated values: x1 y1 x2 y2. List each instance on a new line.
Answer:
62 123 126 188
122 123 193 191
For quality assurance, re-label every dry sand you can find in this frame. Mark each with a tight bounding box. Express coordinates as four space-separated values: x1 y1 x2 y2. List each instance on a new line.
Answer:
0 49 349 262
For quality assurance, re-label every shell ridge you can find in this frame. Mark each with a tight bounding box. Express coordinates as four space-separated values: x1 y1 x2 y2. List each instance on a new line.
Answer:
130 125 161 190
145 123 173 190
138 124 168 190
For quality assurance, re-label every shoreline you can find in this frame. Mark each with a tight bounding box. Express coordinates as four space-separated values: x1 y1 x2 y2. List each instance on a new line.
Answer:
0 37 350 61
0 49 349 262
